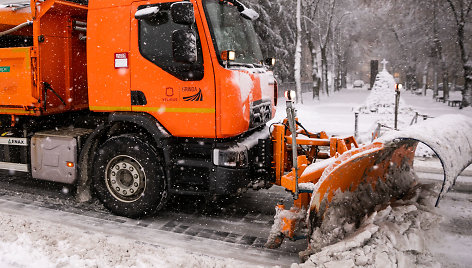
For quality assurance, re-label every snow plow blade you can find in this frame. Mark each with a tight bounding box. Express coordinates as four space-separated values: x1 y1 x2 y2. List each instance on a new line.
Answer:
266 113 472 249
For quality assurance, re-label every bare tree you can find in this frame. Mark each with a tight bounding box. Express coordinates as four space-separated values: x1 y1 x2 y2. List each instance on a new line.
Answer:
446 0 472 107
303 0 322 100
294 0 303 103
315 0 337 97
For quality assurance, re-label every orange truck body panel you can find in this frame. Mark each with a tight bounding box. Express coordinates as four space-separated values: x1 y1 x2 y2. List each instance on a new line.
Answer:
0 47 37 115
0 1 88 116
0 8 32 31
0 0 275 138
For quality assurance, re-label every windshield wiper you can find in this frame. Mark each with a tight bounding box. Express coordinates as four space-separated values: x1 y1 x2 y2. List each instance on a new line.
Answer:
227 62 265 69
227 62 254 68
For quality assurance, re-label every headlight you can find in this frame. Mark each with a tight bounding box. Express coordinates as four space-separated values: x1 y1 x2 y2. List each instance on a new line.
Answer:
213 148 248 168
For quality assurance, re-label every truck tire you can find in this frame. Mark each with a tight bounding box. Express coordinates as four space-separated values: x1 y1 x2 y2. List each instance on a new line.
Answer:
92 134 167 218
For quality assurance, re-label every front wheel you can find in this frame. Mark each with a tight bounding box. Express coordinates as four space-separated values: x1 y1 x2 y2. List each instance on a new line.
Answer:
92 134 167 218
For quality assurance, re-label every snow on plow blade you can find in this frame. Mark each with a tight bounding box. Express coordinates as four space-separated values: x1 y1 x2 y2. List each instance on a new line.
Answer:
309 114 472 230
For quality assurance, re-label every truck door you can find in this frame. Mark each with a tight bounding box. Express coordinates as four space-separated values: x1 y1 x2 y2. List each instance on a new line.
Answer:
130 1 216 138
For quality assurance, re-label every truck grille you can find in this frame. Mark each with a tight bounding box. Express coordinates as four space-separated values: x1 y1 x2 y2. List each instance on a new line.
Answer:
249 100 272 128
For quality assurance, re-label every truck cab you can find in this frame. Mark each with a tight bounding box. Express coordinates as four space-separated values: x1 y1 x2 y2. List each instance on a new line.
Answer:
87 0 276 138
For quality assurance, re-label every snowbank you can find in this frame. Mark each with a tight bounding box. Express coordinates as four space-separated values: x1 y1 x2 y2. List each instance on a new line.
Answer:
295 185 441 268
0 212 257 268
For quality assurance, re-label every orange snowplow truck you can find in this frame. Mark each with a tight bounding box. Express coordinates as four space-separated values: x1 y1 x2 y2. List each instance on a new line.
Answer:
0 0 277 217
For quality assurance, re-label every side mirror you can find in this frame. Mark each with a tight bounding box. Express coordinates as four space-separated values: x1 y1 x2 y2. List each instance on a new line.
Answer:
171 2 195 25
135 6 160 20
172 29 197 63
240 8 259 20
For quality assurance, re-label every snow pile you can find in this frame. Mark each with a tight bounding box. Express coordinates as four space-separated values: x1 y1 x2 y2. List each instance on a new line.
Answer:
355 71 416 130
0 212 254 268
295 185 441 268
356 71 414 115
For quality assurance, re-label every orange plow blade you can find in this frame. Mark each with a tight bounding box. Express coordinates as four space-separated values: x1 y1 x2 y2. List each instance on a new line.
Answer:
306 114 472 248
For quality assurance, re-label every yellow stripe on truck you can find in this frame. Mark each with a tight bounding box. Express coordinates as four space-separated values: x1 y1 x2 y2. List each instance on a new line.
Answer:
0 109 36 115
134 107 216 113
90 106 215 113
89 106 132 111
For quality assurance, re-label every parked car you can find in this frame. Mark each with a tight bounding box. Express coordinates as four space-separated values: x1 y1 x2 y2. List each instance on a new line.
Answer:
353 80 365 88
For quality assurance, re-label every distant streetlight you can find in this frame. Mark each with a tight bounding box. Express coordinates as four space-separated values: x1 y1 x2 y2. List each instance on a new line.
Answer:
394 83 403 130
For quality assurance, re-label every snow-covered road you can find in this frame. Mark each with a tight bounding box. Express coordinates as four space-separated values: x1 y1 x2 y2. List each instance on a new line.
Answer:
0 169 470 267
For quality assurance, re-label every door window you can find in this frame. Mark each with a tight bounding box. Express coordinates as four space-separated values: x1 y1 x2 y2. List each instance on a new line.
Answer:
138 2 204 81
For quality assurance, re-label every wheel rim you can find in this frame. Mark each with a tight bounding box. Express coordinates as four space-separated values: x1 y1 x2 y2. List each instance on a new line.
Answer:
105 155 146 203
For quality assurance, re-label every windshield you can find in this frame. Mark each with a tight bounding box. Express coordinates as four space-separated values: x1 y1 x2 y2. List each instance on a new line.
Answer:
203 0 263 66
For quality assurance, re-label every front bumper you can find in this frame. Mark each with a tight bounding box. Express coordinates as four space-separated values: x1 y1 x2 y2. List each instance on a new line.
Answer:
168 126 273 196
210 126 273 195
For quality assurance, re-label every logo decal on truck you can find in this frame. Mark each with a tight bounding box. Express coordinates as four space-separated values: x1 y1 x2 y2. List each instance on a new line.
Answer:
8 139 26 145
166 87 174 97
7 138 26 146
0 66 10 73
183 88 203 102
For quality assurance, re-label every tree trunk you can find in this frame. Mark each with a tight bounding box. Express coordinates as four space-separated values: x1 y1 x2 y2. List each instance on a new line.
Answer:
341 54 347 89
406 66 416 92
445 0 470 107
331 40 336 93
422 62 428 95
452 74 457 92
442 64 449 101
308 39 320 100
463 60 472 108
433 68 438 98
321 46 329 96
294 0 303 104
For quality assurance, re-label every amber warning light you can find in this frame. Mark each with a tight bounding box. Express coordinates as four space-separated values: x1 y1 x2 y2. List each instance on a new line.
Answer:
66 162 74 168
114 52 129 69
221 50 236 61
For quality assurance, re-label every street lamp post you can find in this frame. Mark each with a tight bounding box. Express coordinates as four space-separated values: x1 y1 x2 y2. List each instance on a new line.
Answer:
394 83 403 130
